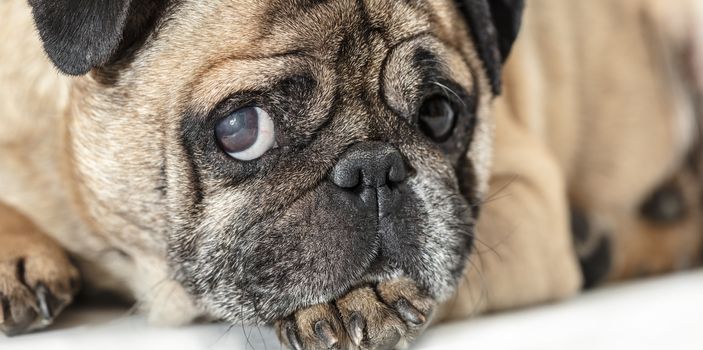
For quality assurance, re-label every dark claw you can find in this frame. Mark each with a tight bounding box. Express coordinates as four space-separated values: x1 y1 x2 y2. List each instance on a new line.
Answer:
348 312 365 346
314 320 339 348
34 283 54 320
0 304 37 337
285 321 304 350
0 294 8 324
395 298 425 325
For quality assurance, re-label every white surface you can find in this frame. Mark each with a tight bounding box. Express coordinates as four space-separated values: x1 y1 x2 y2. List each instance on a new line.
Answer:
2 270 702 350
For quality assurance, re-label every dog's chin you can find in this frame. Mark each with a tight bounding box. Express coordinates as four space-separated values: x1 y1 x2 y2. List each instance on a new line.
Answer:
195 225 472 325
199 234 470 325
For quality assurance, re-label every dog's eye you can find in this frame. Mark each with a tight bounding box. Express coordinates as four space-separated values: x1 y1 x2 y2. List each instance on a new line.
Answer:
418 96 456 142
215 107 275 161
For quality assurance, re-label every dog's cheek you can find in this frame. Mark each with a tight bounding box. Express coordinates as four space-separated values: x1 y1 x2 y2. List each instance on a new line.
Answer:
400 174 474 301
391 136 475 298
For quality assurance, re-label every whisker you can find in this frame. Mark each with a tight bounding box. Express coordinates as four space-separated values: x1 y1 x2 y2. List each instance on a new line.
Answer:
121 275 171 318
241 302 256 350
430 81 467 108
256 324 269 350
465 256 488 319
477 175 518 207
209 324 235 349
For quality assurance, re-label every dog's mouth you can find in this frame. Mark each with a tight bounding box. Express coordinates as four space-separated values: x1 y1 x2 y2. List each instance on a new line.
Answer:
170 172 474 324
167 141 476 324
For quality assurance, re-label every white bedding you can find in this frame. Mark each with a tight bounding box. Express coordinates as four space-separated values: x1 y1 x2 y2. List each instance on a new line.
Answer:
2 270 702 350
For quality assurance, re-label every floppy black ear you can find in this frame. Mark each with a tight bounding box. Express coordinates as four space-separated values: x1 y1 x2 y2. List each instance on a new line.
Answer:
28 0 134 75
455 0 525 95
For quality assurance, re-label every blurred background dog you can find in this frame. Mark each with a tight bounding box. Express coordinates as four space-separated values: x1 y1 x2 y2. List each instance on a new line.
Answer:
440 0 703 321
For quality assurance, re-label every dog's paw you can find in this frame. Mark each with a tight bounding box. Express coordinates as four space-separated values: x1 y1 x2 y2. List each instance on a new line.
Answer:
276 278 435 350
0 254 80 336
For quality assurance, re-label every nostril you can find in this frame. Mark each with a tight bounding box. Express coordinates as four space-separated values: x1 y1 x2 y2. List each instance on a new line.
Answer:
387 153 407 185
330 164 362 189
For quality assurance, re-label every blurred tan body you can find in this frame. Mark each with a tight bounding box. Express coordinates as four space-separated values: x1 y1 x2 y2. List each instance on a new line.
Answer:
442 0 703 319
0 0 198 329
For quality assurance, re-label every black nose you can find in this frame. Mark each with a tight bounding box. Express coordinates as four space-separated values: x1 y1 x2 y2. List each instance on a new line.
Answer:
330 142 408 218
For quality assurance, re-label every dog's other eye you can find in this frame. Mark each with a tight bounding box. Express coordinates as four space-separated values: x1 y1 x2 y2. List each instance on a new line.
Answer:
215 107 275 161
418 96 456 142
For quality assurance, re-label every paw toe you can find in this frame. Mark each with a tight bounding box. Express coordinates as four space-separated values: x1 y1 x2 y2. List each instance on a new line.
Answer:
376 278 434 329
277 304 345 350
0 282 39 336
0 257 79 336
335 287 404 350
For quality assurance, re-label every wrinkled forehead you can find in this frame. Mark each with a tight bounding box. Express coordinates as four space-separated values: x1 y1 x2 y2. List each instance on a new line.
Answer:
147 0 466 72
259 0 432 56
140 0 474 112
167 0 461 52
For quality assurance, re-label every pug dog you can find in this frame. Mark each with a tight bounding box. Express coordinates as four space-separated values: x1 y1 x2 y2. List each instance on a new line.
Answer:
0 0 522 346
1 0 702 350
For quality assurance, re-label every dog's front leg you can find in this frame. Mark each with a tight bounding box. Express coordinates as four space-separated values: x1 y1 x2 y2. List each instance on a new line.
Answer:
0 201 79 336
438 101 583 320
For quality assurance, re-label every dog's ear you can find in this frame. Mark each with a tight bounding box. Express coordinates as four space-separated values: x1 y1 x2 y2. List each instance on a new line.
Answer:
455 0 525 94
28 0 166 76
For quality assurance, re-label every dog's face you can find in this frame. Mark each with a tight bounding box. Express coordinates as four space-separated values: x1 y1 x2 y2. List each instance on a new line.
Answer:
30 0 522 323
